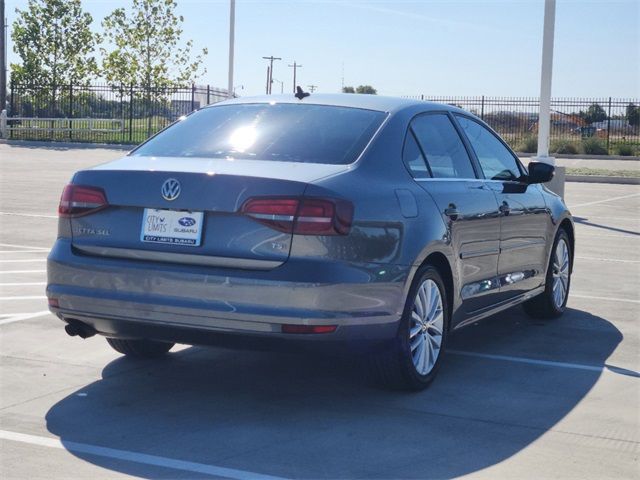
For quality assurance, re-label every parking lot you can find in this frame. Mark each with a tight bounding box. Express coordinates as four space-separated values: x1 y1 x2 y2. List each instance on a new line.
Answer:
1 142 638 479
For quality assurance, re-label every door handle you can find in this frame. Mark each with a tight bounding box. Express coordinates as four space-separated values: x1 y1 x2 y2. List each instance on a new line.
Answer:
444 204 459 221
499 201 511 216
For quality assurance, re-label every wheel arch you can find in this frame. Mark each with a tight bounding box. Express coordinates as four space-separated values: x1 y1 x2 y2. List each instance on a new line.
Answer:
558 217 575 273
420 251 455 331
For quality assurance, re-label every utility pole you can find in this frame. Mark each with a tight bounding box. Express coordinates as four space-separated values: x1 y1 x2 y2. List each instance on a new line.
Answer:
262 56 281 94
265 66 270 94
227 0 235 99
0 0 6 111
307 85 317 93
288 61 302 93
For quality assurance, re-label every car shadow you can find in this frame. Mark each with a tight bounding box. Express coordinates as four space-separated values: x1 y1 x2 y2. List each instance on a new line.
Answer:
45 306 622 479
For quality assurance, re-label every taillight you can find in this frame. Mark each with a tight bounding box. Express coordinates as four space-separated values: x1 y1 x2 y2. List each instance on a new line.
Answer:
241 197 353 235
58 184 108 217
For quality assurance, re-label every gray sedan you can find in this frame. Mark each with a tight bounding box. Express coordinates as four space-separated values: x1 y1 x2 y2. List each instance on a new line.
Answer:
47 94 573 390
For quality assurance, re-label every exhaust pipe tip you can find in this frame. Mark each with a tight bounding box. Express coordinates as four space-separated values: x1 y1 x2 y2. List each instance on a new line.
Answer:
64 321 96 339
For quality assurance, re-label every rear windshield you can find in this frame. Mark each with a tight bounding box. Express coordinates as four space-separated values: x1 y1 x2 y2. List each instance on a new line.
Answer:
132 103 387 165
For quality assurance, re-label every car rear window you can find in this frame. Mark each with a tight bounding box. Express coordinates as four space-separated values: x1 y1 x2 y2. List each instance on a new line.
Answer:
132 103 387 165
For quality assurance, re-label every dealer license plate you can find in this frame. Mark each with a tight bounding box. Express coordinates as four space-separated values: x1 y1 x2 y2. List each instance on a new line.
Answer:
140 209 204 246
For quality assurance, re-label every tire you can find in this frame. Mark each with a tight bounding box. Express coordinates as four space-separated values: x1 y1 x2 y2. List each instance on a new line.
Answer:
371 265 449 391
523 228 572 319
106 338 174 358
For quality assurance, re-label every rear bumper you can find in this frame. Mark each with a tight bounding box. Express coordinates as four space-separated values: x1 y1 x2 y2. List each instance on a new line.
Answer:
47 239 409 345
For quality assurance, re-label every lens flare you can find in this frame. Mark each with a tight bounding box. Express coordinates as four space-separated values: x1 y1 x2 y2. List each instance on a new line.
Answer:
229 126 257 153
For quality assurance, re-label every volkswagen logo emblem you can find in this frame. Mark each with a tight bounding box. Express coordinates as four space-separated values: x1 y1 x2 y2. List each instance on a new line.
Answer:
161 178 181 201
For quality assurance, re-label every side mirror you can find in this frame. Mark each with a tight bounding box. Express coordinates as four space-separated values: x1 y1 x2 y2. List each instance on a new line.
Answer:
526 161 555 184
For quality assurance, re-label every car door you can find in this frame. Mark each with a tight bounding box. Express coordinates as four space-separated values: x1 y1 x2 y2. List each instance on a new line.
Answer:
454 114 550 301
404 112 502 318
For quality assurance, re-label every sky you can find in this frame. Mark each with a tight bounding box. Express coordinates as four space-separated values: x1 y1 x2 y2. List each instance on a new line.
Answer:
4 0 640 98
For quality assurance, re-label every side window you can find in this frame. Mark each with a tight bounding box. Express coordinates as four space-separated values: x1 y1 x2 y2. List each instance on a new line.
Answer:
456 115 522 181
402 130 430 178
410 114 476 179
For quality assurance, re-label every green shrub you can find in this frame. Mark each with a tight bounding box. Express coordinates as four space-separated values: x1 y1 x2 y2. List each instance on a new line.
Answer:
550 139 580 154
615 144 637 156
517 136 538 153
582 138 609 155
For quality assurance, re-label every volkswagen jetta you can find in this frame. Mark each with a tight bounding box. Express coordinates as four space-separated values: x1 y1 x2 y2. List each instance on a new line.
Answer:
47 94 574 390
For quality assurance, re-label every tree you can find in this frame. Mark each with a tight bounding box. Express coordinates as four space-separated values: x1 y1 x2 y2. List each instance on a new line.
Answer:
11 0 99 114
582 103 607 124
626 103 640 127
355 85 377 95
342 85 377 94
101 0 207 89
101 0 207 136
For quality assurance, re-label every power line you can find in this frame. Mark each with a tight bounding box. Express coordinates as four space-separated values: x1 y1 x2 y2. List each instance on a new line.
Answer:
262 56 281 94
288 61 302 94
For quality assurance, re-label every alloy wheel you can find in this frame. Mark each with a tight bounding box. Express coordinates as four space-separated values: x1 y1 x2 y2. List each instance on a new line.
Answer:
552 238 570 308
409 279 444 375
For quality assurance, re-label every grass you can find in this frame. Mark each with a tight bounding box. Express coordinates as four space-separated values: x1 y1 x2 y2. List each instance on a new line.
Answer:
566 168 640 178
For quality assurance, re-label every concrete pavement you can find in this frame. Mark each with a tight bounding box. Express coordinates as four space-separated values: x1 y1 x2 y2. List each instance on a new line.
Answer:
1 143 638 479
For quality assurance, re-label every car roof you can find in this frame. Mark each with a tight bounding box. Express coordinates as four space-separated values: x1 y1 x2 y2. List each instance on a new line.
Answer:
209 93 462 115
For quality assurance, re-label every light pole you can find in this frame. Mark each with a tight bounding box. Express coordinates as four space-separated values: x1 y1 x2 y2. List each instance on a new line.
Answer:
227 0 235 100
272 78 284 94
535 0 556 165
1 0 6 112
534 0 565 198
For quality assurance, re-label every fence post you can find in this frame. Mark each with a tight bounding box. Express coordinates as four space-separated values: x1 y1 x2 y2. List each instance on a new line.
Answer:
606 97 612 152
481 95 485 120
0 109 7 139
129 84 134 143
9 80 14 140
191 84 196 112
68 83 73 141
207 85 210 105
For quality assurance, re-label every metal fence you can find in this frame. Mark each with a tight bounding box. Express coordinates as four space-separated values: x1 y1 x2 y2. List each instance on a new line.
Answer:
406 96 639 155
3 85 640 155
5 82 230 144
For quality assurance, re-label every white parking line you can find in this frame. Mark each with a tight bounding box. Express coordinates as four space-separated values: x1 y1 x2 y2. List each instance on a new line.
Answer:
449 350 638 375
0 259 47 263
0 295 47 301
0 311 50 326
575 256 640 263
0 282 46 286
0 243 49 251
571 294 640 304
0 250 49 254
570 192 640 209
0 211 57 219
0 270 46 274
0 430 288 480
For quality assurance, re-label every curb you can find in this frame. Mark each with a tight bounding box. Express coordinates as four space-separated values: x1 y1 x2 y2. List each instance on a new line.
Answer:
566 175 640 185
0 139 133 151
518 152 640 161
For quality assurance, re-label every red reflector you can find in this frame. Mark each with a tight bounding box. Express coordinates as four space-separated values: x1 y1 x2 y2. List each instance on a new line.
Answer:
59 184 108 217
48 298 59 308
281 324 337 334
